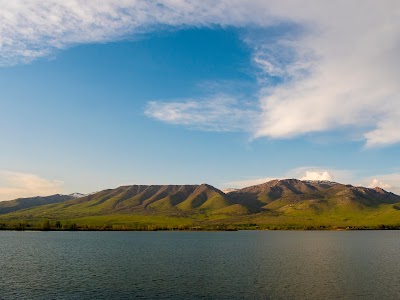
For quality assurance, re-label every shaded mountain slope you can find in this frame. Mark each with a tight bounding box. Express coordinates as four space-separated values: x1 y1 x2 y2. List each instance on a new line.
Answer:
3 184 235 220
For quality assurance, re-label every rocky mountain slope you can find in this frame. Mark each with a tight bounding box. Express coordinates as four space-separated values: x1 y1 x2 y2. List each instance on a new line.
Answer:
227 179 400 212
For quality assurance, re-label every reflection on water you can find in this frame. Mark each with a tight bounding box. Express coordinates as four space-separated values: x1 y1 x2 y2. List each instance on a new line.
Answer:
0 231 399 299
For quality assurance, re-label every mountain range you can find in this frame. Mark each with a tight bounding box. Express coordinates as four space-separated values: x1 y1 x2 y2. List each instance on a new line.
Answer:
1 179 399 230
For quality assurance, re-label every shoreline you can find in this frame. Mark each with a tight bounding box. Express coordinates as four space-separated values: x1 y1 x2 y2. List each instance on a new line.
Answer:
1 226 399 232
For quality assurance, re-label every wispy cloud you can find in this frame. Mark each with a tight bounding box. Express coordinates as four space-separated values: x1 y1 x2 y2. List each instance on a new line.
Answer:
145 95 259 132
0 171 63 201
0 0 271 66
2 1 400 146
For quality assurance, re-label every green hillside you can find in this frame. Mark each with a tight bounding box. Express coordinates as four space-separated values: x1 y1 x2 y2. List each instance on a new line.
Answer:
1 180 400 230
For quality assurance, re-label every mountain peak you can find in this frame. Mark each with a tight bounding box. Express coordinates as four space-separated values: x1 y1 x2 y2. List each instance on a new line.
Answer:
373 187 387 194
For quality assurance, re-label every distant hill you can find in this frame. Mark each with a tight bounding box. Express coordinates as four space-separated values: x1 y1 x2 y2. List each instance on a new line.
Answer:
0 179 399 230
0 194 75 215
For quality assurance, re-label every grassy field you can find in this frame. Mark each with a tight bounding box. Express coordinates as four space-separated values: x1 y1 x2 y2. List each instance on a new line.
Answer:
1 204 400 231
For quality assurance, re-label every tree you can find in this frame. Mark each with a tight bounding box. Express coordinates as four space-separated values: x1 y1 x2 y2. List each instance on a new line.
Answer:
55 221 62 229
42 220 51 231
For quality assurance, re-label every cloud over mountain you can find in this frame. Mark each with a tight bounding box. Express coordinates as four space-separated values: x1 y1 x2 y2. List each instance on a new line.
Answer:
300 171 334 182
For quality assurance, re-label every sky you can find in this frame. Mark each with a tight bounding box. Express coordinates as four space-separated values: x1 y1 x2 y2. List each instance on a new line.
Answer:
0 0 400 200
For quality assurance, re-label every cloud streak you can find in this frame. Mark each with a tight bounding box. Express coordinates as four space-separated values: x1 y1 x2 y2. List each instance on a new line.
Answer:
2 1 400 146
145 96 259 132
0 171 64 201
0 0 272 66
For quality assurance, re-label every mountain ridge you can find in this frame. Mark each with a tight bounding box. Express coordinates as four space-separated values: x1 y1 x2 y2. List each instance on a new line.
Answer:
1 179 399 230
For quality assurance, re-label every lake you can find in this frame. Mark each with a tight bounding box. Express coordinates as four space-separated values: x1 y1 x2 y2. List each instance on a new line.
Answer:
0 231 399 299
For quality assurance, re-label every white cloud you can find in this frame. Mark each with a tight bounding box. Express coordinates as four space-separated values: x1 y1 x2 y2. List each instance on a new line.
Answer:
286 167 355 184
2 1 400 146
367 179 392 190
364 113 400 147
300 171 334 181
0 171 64 201
145 96 259 132
251 2 400 147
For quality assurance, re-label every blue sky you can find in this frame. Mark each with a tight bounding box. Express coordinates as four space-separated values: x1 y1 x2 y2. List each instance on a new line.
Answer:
0 1 399 199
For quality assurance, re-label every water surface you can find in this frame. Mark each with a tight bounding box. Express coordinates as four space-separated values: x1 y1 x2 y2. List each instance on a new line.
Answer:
0 231 399 299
